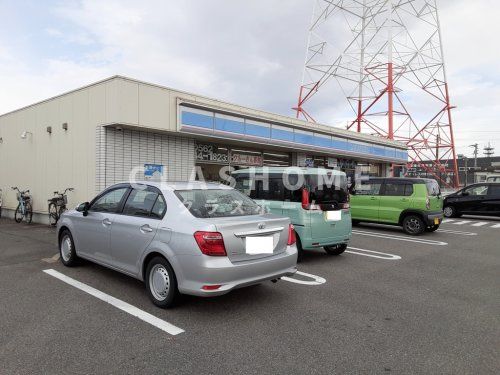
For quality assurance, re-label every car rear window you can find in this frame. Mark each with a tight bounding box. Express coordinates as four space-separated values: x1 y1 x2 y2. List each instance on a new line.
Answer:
174 189 262 218
425 180 441 196
307 174 349 204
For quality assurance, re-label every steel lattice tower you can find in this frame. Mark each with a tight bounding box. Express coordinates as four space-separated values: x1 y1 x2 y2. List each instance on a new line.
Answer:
294 0 460 187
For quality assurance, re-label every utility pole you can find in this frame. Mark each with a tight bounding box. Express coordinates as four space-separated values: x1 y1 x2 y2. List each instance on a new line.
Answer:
469 143 478 168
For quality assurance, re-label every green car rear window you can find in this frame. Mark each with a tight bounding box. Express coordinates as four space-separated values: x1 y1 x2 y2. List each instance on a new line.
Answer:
425 180 441 196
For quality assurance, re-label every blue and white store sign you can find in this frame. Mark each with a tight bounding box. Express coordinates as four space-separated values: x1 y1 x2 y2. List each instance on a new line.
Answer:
178 104 408 163
144 164 164 180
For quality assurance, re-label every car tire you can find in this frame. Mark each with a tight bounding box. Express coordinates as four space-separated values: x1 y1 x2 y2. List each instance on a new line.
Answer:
59 229 79 267
402 215 425 235
324 243 347 255
443 205 460 218
296 236 304 263
145 256 179 308
426 224 440 232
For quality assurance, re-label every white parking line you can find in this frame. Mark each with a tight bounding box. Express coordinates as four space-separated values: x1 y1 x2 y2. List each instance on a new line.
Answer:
282 270 326 285
43 269 184 336
451 220 472 225
491 223 500 228
471 222 488 227
442 219 455 223
346 246 401 260
352 230 448 246
436 229 477 236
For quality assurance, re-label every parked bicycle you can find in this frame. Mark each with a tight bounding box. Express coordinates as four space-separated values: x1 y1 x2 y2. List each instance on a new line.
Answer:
48 188 74 226
11 187 33 223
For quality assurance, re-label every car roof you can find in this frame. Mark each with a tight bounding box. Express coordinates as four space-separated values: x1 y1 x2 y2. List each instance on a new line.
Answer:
112 180 232 192
361 177 436 184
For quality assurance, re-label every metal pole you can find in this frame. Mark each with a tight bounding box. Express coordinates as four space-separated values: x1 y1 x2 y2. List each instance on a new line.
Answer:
356 0 367 133
387 0 394 140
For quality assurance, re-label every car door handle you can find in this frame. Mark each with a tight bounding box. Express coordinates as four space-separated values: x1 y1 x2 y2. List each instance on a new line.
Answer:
401 198 409 202
370 196 377 200
102 218 112 226
140 224 153 233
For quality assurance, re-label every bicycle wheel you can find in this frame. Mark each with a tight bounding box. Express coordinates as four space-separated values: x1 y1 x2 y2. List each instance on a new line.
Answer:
58 205 67 220
14 203 23 223
24 201 33 224
49 203 58 226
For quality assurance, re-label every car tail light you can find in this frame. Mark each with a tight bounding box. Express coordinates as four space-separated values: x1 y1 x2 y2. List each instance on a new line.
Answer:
301 188 309 209
301 188 321 210
287 224 296 246
194 231 227 256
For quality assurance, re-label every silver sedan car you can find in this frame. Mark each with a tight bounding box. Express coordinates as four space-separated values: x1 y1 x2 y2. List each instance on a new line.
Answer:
57 181 297 307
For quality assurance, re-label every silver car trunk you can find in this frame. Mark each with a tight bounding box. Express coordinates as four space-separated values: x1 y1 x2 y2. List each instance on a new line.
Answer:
209 214 290 263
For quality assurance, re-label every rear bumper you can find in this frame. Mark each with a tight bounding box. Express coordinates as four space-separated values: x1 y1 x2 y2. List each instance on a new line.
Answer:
301 233 352 250
423 211 444 226
175 245 298 297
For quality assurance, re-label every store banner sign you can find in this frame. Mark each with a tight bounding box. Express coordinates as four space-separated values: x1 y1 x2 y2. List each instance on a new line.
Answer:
231 153 263 166
144 164 164 179
195 143 229 163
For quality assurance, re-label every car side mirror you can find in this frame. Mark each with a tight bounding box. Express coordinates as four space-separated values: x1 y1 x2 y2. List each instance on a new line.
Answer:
77 202 90 216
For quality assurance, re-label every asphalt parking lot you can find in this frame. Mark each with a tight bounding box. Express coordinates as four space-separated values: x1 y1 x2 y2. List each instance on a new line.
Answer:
1 216 499 374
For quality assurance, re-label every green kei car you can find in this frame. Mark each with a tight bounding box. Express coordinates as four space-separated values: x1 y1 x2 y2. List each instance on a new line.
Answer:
233 167 352 261
350 177 443 235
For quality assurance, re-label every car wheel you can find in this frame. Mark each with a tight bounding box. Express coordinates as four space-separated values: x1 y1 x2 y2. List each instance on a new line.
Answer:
426 224 440 232
59 229 79 266
296 236 304 263
324 243 347 255
145 256 179 308
443 205 460 218
402 215 425 235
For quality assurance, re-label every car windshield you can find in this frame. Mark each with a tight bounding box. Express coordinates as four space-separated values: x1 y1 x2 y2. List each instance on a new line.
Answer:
425 180 441 196
174 189 262 218
307 174 348 204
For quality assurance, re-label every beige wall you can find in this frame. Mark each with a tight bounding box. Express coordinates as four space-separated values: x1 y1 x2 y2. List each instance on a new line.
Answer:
0 81 108 214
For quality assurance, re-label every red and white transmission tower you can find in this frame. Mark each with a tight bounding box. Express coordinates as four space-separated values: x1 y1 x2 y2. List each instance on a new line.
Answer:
294 0 460 187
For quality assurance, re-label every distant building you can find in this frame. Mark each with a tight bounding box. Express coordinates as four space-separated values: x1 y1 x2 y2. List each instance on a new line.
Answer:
407 156 500 186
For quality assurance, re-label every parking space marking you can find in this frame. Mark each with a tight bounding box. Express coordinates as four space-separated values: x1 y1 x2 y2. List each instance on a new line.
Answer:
43 269 184 336
282 270 326 285
491 223 500 228
436 229 477 236
442 219 455 223
471 222 488 227
451 220 472 225
352 230 448 246
346 246 401 260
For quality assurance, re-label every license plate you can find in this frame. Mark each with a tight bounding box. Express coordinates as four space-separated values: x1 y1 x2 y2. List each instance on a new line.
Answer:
434 218 440 225
245 236 274 254
325 210 342 221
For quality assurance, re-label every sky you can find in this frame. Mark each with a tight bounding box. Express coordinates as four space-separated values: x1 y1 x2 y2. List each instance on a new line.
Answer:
0 0 498 158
